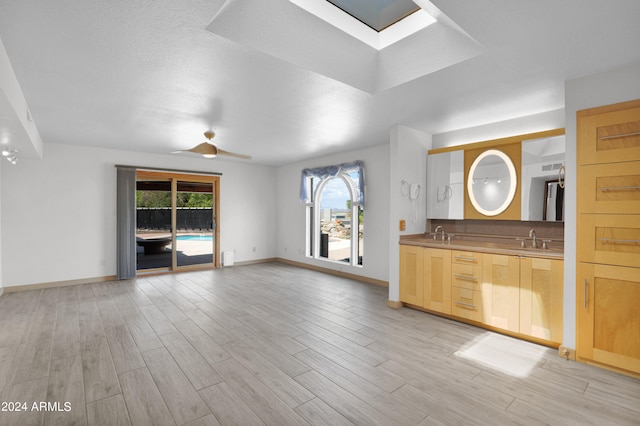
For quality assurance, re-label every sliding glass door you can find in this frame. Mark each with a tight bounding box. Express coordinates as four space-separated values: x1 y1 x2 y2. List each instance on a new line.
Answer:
135 177 173 271
136 171 219 273
175 181 214 267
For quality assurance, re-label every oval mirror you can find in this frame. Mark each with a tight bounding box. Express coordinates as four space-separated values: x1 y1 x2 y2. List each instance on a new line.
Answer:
467 149 517 216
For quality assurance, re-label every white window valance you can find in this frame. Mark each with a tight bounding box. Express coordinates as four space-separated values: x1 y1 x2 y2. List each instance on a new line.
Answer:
299 160 365 207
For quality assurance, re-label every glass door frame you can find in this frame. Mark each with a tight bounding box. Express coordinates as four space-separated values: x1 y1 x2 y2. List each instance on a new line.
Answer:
136 170 220 272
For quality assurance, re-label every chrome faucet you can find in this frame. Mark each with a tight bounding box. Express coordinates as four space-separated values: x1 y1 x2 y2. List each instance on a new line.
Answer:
529 228 538 248
434 225 445 242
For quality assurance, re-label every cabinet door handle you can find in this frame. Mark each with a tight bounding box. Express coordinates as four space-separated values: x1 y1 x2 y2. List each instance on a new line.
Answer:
454 256 477 262
584 278 588 309
454 301 477 309
454 274 478 282
599 131 640 140
598 185 640 192
598 238 640 244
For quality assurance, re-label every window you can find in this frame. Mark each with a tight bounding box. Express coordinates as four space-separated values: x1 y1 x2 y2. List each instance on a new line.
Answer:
301 161 364 266
326 0 420 32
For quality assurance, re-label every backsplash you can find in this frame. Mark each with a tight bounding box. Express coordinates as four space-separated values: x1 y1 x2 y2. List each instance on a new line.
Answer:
427 219 564 242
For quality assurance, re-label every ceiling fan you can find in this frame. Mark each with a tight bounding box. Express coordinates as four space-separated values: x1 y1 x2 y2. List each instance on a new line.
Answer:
174 131 251 160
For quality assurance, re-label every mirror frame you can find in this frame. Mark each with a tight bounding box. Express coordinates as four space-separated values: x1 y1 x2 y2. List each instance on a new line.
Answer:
464 142 521 220
467 149 517 216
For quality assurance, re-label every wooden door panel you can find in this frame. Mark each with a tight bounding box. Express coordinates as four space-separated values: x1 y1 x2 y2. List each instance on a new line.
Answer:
424 248 451 314
520 258 563 343
578 214 640 268
579 161 640 213
482 254 519 332
400 245 424 306
578 103 640 165
577 262 640 374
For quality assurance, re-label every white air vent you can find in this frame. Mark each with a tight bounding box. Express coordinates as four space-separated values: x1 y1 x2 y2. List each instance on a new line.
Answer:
541 163 563 172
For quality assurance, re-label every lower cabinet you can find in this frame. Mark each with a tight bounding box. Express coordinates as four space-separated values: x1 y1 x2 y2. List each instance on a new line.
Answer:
399 245 423 306
482 254 520 333
520 257 563 342
577 262 640 374
451 250 483 321
399 246 452 314
399 244 564 346
423 248 452 314
451 286 483 321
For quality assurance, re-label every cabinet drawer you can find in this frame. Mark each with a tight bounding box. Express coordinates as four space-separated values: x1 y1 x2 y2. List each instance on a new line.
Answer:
452 250 482 266
452 286 483 322
579 161 640 214
578 214 640 268
578 105 640 165
451 262 482 290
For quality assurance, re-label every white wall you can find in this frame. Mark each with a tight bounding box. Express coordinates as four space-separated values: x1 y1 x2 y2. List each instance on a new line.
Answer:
563 59 640 349
1 143 277 287
276 144 390 283
0 159 3 292
388 125 432 301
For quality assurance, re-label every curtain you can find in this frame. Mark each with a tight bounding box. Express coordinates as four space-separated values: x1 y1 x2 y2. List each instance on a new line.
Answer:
116 166 137 279
300 160 365 206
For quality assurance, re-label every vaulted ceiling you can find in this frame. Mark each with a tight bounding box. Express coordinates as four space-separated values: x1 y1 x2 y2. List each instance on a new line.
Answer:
1 0 639 166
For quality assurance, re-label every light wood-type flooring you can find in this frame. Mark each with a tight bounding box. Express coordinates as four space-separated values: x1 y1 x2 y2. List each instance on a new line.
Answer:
0 262 638 425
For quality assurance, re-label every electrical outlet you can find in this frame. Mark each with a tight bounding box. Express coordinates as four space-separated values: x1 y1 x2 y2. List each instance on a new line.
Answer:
399 219 406 231
252 246 256 252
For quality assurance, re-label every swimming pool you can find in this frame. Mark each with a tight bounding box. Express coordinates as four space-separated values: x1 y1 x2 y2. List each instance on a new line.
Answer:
176 235 213 241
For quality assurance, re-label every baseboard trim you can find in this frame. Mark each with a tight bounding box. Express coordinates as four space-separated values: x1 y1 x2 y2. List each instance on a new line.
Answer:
275 258 388 287
1 257 387 292
233 258 278 267
3 275 118 293
387 299 403 309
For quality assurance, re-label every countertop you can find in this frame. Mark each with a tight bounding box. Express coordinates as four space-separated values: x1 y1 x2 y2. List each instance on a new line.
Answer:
400 235 564 260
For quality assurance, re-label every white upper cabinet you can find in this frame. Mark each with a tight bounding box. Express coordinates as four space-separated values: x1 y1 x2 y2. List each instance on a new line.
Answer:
427 150 464 219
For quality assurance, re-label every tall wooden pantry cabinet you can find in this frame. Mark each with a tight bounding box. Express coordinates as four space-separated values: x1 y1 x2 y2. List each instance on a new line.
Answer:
576 99 640 375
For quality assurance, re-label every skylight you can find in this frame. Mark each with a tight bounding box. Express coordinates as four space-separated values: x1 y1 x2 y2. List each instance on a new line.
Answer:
289 0 436 50
327 0 420 32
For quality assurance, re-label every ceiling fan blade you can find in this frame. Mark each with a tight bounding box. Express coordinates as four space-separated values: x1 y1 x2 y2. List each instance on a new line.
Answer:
216 148 251 160
186 142 217 156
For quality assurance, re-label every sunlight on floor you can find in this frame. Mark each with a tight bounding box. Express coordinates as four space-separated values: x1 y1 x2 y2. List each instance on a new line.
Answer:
454 333 549 378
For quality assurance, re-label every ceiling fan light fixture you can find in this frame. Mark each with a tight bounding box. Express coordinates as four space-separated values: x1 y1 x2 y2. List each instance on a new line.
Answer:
175 130 250 160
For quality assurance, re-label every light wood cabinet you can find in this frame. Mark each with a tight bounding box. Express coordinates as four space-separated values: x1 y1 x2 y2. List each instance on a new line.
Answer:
520 257 563 343
577 99 640 375
423 248 452 314
451 250 483 321
399 244 563 346
577 102 640 165
451 286 483 322
578 214 640 268
579 161 640 214
399 245 423 306
482 254 520 332
577 262 640 373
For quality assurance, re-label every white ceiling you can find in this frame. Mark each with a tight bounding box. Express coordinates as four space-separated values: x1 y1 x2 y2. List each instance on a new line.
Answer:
0 0 639 166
